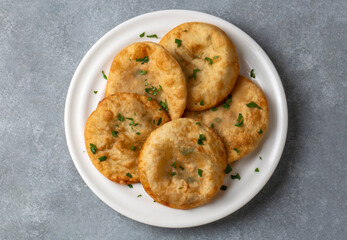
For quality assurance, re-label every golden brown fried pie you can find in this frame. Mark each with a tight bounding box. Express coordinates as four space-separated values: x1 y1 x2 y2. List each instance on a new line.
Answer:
139 118 227 209
160 22 239 111
85 93 170 184
105 42 187 120
184 75 269 162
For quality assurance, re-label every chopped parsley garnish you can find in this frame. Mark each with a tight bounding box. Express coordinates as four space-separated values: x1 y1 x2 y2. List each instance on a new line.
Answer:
157 117 162 126
213 56 219 59
197 134 206 145
159 99 168 112
179 166 184 170
224 164 232 174
139 70 147 75
234 148 240 153
136 56 149 64
211 107 217 112
147 34 158 38
204 57 213 64
131 146 136 151
220 185 227 191
112 131 118 137
258 129 263 134
102 70 107 80
198 169 203 177
200 100 204 106
250 69 255 78
223 95 232 109
137 194 142 197
147 97 152 101
139 32 145 37
171 162 176 168
145 85 162 96
175 39 182 47
171 172 176 177
126 117 137 126
189 68 200 80
196 122 201 126
246 101 262 109
234 113 244 127
182 30 187 32
231 173 241 180
179 147 194 156
127 184 133 188
90 143 97 154
178 187 183 189
118 113 124 121
98 156 107 162
255 168 259 172
126 173 133 178
211 123 214 128
94 91 98 94
259 156 262 160
136 132 140 135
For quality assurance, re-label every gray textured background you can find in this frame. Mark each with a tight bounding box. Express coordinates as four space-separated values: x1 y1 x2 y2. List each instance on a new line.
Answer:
0 0 346 239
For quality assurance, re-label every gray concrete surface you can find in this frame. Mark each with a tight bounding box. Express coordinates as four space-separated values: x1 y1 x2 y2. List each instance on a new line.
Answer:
0 0 346 239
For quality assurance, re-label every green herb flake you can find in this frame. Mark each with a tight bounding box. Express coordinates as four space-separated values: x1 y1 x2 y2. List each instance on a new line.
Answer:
159 99 168 112
246 101 262 109
200 100 204 106
147 34 159 38
223 95 232 109
196 122 201 126
139 70 147 75
182 30 187 32
179 166 184 170
179 147 194 156
213 56 219 59
136 56 149 64
118 113 125 121
171 172 176 177
220 185 227 191
231 173 241 180
178 187 183 189
234 148 240 153
145 82 148 86
197 134 207 145
258 128 263 134
259 156 262 160
145 85 162 96
250 69 255 78
234 113 244 127
127 184 133 188
139 32 145 37
224 164 232 174
211 123 214 128
136 132 140 135
157 117 162 126
137 194 142 197
175 39 182 47
198 169 203 177
112 131 118 137
102 70 107 80
255 168 260 172
171 162 176 168
189 68 201 80
90 143 97 154
94 91 98 94
147 97 152 101
126 117 136 126
131 146 136 151
204 57 213 64
98 156 107 162
126 173 133 178
211 107 217 112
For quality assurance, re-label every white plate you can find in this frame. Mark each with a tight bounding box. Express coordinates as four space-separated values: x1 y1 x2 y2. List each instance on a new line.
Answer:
65 10 288 228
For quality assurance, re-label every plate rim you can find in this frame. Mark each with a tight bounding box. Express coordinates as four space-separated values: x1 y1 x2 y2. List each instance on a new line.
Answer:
64 9 288 228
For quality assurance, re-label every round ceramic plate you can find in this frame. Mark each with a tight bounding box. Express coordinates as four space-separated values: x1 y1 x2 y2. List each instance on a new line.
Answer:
65 10 288 228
